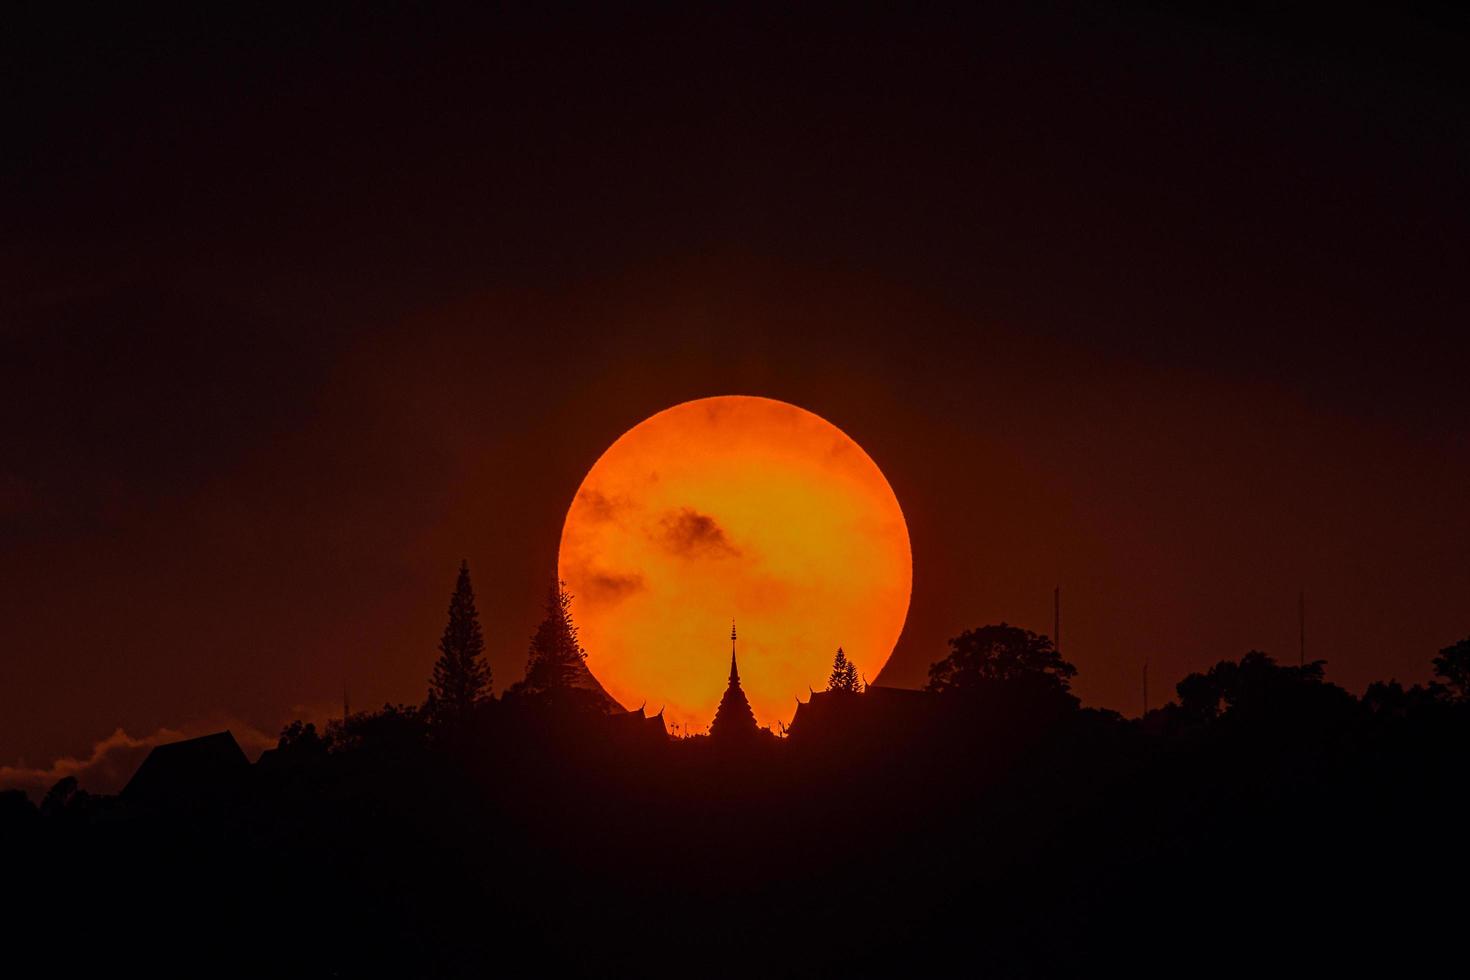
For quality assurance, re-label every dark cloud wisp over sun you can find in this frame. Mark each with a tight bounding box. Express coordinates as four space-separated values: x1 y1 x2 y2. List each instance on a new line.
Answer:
656 508 740 559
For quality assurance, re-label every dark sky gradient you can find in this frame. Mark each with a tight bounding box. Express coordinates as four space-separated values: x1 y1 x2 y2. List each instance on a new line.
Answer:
4 4 1467 773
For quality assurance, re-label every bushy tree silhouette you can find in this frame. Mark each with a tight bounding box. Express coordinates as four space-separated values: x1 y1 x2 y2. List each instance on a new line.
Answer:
522 580 587 691
39 776 78 817
1362 678 1440 717
1432 636 1470 701
326 703 428 755
276 720 328 760
1176 669 1225 725
427 560 492 726
827 647 861 692
926 623 1076 694
1174 651 1353 728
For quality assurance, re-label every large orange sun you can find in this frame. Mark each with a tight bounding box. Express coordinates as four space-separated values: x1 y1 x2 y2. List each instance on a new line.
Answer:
558 395 912 734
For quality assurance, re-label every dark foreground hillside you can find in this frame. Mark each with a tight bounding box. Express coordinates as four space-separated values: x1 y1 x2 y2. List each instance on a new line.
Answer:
6 650 1468 978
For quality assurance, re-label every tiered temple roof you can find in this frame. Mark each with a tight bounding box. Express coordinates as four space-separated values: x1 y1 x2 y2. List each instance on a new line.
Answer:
710 621 759 740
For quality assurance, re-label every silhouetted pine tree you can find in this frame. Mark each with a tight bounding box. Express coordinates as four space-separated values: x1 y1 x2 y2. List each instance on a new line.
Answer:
523 580 587 691
427 560 491 726
827 647 861 693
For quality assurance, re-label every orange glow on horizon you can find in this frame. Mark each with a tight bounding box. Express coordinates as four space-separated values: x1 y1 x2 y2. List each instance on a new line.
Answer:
558 395 912 733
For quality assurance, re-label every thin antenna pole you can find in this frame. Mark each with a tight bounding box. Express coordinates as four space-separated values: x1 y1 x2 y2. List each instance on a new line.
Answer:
1299 589 1305 667
1054 585 1061 656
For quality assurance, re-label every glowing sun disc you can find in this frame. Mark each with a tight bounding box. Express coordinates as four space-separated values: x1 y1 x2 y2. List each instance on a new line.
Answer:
557 395 912 733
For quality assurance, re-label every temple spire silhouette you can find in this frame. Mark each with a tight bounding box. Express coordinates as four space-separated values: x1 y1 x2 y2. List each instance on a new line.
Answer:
711 619 758 740
729 619 739 682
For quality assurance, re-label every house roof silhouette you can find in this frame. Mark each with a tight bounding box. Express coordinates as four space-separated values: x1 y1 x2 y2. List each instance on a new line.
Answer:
121 730 250 802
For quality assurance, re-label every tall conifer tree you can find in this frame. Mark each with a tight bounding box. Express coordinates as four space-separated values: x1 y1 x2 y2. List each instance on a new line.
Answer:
427 560 492 725
523 580 587 691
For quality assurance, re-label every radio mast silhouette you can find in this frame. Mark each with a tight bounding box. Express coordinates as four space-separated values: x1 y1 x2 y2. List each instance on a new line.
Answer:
1053 586 1061 656
1299 589 1306 667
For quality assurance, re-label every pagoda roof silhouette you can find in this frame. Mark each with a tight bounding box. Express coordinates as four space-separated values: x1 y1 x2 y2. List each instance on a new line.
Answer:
710 621 759 740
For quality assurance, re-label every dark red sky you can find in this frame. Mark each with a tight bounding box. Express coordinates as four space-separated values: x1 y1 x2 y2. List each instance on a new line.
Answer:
3 4 1467 782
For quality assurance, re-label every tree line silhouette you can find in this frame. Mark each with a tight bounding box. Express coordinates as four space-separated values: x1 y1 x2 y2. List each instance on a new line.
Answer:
4 560 1467 976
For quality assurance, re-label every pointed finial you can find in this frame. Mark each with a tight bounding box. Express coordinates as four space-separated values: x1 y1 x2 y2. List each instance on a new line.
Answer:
729 619 740 684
